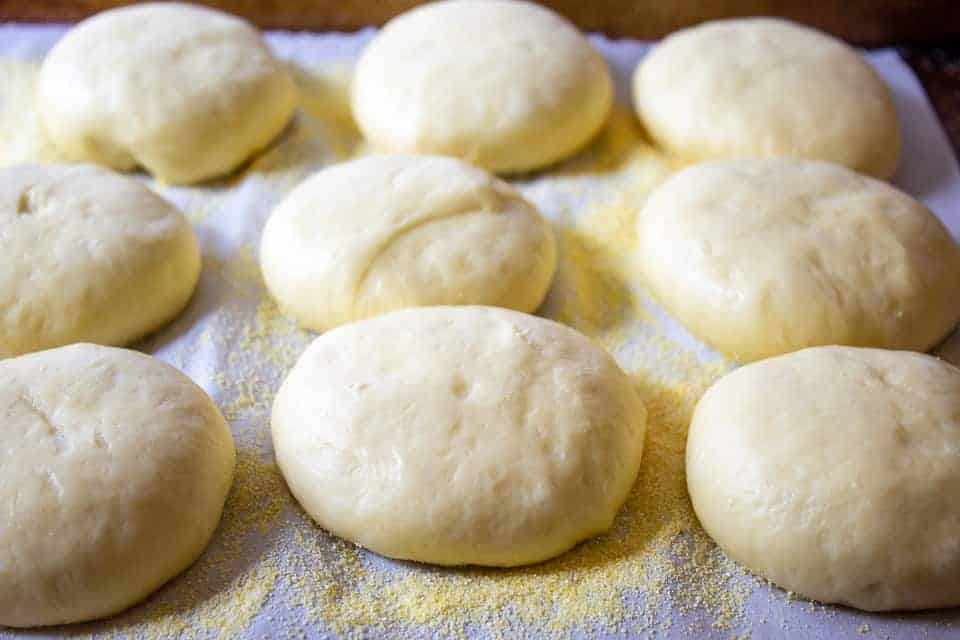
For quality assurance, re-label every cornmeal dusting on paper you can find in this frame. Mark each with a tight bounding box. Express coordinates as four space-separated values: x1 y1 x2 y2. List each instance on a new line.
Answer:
1 53 758 638
281 366 750 638
67 451 285 639
251 62 365 190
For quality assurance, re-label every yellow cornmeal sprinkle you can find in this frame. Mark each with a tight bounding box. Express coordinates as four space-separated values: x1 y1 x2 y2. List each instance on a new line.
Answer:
158 118 750 636
536 110 661 341
70 451 285 639
251 61 365 191
277 368 750 638
1 55 761 637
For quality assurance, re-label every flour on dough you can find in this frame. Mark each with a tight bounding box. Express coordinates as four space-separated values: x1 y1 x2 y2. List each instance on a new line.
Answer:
260 155 557 331
688 346 960 611
1 164 201 357
0 343 235 627
272 306 646 567
635 159 960 362
634 18 901 178
352 0 612 173
37 3 297 184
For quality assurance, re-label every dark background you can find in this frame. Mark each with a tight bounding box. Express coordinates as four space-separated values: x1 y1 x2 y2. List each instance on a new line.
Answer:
1 0 958 45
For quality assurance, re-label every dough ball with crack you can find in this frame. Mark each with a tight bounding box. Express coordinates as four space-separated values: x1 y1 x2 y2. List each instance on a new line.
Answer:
259 154 557 331
0 343 235 627
272 305 646 566
688 346 960 611
633 18 901 178
351 0 612 173
37 3 297 184
635 158 960 362
1 164 201 358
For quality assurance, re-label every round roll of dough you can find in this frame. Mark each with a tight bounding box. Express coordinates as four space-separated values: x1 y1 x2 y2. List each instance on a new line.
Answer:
272 306 646 567
687 346 960 611
260 155 557 331
352 0 612 173
0 164 201 358
0 343 235 627
37 3 297 184
633 18 901 179
635 159 960 362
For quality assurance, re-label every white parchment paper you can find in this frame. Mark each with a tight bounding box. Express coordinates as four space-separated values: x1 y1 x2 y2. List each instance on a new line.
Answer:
1 23 959 639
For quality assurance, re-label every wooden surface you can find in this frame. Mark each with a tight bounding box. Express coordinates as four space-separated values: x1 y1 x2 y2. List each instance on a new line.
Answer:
903 47 960 160
1 0 959 46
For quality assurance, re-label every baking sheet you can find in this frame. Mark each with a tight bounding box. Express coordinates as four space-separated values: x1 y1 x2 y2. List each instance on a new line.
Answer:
2 24 960 639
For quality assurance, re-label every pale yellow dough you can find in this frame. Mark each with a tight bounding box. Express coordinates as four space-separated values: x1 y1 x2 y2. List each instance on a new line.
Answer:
0 164 201 358
687 346 960 611
260 155 557 331
352 0 612 173
635 159 960 362
271 306 646 567
0 344 235 627
633 18 901 179
37 3 297 184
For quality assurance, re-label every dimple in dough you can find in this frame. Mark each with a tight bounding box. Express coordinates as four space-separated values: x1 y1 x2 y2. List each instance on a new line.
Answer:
351 0 613 173
687 346 960 611
259 154 557 332
0 164 201 358
0 343 235 627
271 306 647 567
37 2 297 185
633 18 902 179
635 158 960 362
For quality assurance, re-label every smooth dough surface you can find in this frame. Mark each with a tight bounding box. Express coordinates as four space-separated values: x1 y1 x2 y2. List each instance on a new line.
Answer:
272 306 646 567
0 344 235 627
0 164 201 358
687 346 960 611
37 3 297 184
635 159 960 362
351 0 612 173
260 155 557 331
634 18 901 179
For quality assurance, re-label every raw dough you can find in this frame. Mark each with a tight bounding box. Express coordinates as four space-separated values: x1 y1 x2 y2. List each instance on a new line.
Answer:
635 159 960 362
37 3 297 184
271 306 646 566
0 60 61 167
633 18 901 179
687 346 960 611
351 0 612 173
0 164 201 358
260 155 557 331
0 343 235 627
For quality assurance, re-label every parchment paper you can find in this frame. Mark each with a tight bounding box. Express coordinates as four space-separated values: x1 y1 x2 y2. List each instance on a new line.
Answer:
1 24 959 639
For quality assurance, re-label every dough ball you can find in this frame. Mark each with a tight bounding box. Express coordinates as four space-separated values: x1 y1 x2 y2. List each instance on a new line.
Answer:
687 346 960 611
260 155 557 331
272 306 646 566
634 18 901 179
37 3 297 184
0 164 201 358
635 159 960 362
0 343 235 627
352 0 612 173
